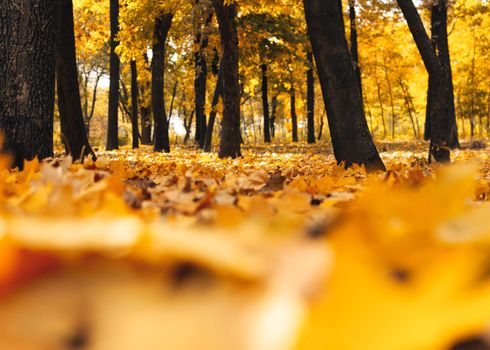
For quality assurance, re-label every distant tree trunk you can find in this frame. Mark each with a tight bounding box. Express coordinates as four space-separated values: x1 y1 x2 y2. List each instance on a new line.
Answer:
425 0 459 148
376 81 387 138
290 87 299 143
303 0 385 171
167 80 178 124
318 112 325 141
130 60 140 149
270 95 278 139
306 51 316 144
213 0 242 158
106 0 120 150
194 12 212 148
261 64 272 143
349 0 363 100
151 13 173 153
397 0 451 163
84 71 101 136
184 110 195 145
384 66 396 140
398 78 419 139
204 65 224 152
56 0 94 161
0 0 57 169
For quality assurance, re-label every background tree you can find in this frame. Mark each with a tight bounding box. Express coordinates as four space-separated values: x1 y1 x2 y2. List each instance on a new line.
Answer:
106 0 120 150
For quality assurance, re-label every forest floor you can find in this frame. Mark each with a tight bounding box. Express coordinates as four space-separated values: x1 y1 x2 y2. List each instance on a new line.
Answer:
1 141 490 349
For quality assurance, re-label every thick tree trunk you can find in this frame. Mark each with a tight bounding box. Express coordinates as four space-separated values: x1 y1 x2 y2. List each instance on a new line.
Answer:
290 88 299 143
151 13 173 153
303 0 385 171
425 0 459 148
270 95 278 139
213 0 242 158
56 0 94 161
307 51 316 144
204 65 224 152
349 0 363 100
130 60 140 149
396 0 451 163
106 0 120 150
261 64 272 143
0 0 57 169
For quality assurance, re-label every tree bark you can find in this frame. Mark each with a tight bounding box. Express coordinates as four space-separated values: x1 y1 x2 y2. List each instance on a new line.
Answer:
56 0 94 161
106 0 120 150
290 88 299 143
151 13 173 153
349 0 363 100
130 60 140 149
425 0 459 148
303 0 385 171
0 0 57 169
261 64 272 143
396 0 451 163
213 0 242 158
307 51 316 144
204 64 224 152
270 95 278 139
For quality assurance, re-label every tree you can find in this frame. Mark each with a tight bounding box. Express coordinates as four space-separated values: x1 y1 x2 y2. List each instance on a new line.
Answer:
106 0 120 150
152 13 174 153
349 0 363 100
130 60 140 149
0 1 57 169
56 0 95 161
290 87 299 143
213 0 242 158
203 62 224 152
303 0 385 171
261 64 272 143
396 0 451 162
425 0 459 148
306 51 315 144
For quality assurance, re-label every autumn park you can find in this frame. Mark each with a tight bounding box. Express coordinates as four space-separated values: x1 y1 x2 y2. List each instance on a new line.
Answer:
1 0 490 348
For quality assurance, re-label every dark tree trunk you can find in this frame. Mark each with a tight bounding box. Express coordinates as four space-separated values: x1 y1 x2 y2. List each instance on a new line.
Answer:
106 0 120 150
213 0 242 158
307 51 316 144
349 0 363 100
204 64 224 152
396 0 451 163
270 95 278 138
140 105 152 145
0 0 57 169
261 64 272 143
130 60 140 149
56 0 94 161
151 13 173 153
303 0 385 171
425 0 459 148
290 88 299 143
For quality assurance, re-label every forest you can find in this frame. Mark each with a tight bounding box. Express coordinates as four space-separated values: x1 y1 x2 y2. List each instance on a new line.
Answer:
0 0 489 349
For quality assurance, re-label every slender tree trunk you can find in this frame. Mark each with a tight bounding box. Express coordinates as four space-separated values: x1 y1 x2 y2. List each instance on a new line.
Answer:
85 71 101 136
384 66 396 140
106 0 120 150
376 81 387 138
151 13 173 153
213 0 242 158
398 78 419 139
397 0 451 162
290 88 299 143
425 0 459 148
306 51 316 144
167 80 178 124
56 0 94 161
0 0 57 169
204 65 224 152
318 111 325 141
261 64 272 143
270 95 278 139
349 0 363 101
130 60 140 149
303 0 385 171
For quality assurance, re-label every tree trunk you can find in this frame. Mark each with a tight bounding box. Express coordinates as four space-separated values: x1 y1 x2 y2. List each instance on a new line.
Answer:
56 0 94 161
204 64 224 152
261 64 272 143
213 0 242 158
306 51 316 144
349 0 363 100
0 0 57 169
376 81 387 138
303 0 385 171
130 60 140 149
290 88 299 143
270 95 278 139
151 13 173 153
425 0 459 148
106 0 120 150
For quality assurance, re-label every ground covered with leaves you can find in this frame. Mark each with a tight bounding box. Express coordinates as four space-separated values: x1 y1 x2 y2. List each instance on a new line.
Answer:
0 142 490 350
